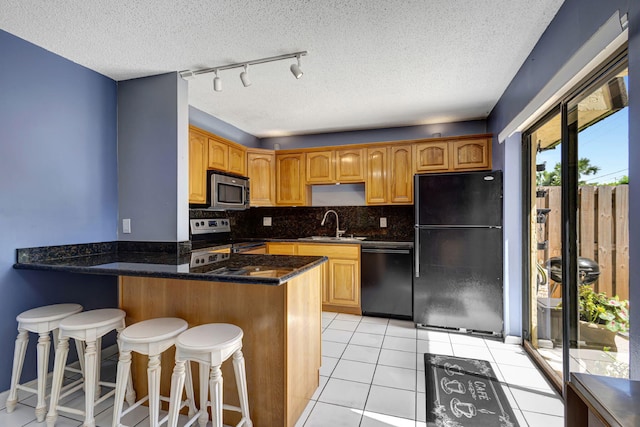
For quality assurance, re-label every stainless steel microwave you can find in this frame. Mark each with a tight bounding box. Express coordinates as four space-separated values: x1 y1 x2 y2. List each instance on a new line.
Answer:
209 171 250 210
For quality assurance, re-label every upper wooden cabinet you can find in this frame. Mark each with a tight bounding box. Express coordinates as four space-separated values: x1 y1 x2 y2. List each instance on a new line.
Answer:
208 135 247 176
414 141 450 172
388 145 413 204
336 148 365 182
305 148 365 184
366 145 413 205
415 136 491 173
247 149 276 206
365 147 387 205
189 129 209 204
208 139 229 171
276 153 308 206
452 137 491 170
306 151 335 183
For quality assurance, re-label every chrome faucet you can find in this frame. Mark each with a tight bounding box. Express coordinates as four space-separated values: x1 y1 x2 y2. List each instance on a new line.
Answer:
321 209 346 238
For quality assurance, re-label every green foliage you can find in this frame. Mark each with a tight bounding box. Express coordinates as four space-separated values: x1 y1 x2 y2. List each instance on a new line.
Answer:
536 158 600 186
578 285 629 333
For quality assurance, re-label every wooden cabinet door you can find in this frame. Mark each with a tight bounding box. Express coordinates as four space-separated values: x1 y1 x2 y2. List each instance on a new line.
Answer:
415 141 450 172
208 139 229 171
228 145 247 176
328 259 360 308
189 130 208 204
306 151 334 183
276 153 307 205
247 150 276 206
336 148 365 182
365 147 388 204
389 145 413 204
452 138 490 170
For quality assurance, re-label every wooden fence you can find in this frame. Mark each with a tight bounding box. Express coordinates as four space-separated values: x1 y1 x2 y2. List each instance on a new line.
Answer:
536 185 629 300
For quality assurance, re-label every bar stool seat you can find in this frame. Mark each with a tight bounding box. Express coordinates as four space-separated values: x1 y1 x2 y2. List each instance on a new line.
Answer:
112 317 189 427
6 303 83 422
167 323 252 427
46 308 126 427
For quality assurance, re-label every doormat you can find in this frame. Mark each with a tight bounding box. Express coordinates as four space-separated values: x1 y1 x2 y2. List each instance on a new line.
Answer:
424 353 519 427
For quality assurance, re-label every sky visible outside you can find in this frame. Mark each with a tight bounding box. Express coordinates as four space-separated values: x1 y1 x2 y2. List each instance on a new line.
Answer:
537 72 629 185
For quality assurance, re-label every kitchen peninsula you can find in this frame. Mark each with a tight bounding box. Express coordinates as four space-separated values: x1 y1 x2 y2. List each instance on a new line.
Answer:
14 243 326 427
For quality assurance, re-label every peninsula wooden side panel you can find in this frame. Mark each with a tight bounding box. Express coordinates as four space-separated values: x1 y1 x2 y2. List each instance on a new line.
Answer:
118 266 322 427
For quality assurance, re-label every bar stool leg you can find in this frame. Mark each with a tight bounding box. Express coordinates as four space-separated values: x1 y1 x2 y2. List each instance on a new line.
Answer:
167 359 187 427
147 354 162 427
198 363 210 427
75 338 86 389
209 365 223 427
232 350 252 427
112 349 132 427
6 329 28 413
35 331 51 422
83 339 98 427
46 336 70 427
184 361 197 418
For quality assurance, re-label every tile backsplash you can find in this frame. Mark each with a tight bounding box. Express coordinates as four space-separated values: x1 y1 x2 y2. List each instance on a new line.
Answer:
219 205 414 241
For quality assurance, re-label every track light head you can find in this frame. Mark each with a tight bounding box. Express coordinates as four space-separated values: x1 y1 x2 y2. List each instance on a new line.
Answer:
213 70 222 92
240 65 251 87
290 56 303 79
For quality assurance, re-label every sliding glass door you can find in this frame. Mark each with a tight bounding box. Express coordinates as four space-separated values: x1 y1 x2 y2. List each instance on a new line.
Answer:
523 54 629 390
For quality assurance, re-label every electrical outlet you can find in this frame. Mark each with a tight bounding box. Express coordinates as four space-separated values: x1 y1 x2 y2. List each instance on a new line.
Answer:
380 217 387 228
122 218 131 234
263 217 272 226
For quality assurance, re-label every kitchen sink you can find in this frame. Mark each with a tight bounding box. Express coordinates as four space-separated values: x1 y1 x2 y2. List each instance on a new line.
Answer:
299 236 367 241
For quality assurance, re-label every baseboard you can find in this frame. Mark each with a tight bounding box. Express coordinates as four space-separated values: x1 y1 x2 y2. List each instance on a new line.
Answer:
504 335 523 345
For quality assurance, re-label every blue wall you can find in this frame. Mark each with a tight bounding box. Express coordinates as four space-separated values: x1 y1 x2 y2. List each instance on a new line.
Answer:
118 74 189 242
260 120 487 149
0 30 119 388
488 0 640 375
189 106 260 148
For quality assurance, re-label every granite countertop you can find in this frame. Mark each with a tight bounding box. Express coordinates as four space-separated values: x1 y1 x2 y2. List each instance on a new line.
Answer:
14 242 327 286
246 237 414 249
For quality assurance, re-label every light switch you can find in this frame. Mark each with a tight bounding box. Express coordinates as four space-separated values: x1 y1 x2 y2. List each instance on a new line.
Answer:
123 218 131 234
380 217 387 228
263 217 272 226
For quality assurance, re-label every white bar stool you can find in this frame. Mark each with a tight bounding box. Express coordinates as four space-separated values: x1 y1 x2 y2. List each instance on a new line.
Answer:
46 308 126 427
166 323 252 427
6 303 84 422
112 317 190 427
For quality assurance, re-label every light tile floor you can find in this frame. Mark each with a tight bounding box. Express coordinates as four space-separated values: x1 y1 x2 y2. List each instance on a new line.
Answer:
0 313 565 427
297 312 565 427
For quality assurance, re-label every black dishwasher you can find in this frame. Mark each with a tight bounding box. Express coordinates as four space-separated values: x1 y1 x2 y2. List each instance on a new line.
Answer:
361 245 413 320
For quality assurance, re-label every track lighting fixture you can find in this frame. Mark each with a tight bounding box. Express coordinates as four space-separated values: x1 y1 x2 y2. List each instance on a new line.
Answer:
179 51 307 91
240 65 251 87
290 55 303 79
213 70 222 92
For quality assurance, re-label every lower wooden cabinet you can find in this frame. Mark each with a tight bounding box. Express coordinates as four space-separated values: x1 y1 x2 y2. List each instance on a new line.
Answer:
266 242 361 313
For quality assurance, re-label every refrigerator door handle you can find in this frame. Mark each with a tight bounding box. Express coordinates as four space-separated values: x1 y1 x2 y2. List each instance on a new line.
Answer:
414 225 420 278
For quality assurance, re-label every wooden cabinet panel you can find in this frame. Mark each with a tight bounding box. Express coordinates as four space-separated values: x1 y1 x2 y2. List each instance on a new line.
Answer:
365 147 387 205
389 145 413 204
336 148 365 182
247 150 276 206
328 259 360 307
452 138 490 170
306 151 334 183
415 141 450 172
189 130 208 204
208 139 229 171
297 244 359 259
276 153 307 206
228 145 247 176
266 242 297 255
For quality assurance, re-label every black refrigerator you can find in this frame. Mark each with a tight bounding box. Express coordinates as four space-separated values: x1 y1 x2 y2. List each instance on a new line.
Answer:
413 171 503 335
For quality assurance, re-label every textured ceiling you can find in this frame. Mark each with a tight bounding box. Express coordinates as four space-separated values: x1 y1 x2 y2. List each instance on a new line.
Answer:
0 0 565 137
